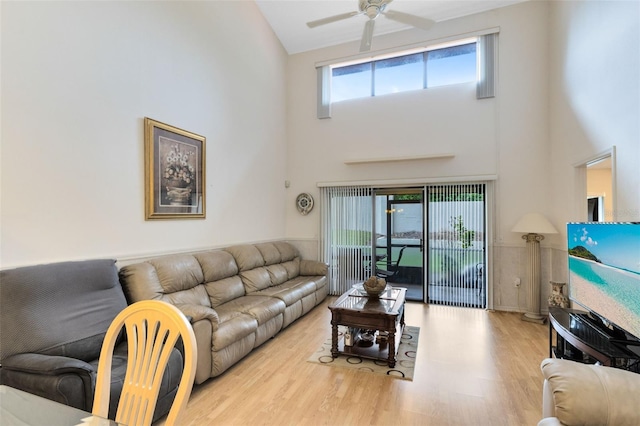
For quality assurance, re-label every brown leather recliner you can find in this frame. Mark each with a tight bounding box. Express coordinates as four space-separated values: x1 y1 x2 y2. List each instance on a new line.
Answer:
0 259 183 422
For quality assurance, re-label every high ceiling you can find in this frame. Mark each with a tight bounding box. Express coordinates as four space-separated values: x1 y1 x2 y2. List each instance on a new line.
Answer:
255 0 528 55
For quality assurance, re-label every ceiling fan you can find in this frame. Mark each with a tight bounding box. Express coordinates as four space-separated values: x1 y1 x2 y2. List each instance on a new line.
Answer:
306 0 435 52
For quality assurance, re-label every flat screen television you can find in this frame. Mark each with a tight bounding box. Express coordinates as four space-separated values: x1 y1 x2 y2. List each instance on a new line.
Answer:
567 222 640 343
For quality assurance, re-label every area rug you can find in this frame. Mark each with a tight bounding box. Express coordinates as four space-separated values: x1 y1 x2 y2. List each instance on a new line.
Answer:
307 326 419 381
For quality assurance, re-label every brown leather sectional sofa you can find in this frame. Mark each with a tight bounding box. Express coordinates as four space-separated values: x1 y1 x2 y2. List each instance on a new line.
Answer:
119 241 328 384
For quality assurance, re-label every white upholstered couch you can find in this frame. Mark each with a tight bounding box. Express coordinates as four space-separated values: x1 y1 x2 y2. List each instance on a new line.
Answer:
539 358 640 426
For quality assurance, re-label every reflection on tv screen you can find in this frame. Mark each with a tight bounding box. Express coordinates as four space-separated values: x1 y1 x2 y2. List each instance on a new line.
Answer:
567 222 640 340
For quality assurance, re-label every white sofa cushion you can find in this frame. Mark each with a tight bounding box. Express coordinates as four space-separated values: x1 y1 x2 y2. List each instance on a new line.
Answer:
540 358 640 425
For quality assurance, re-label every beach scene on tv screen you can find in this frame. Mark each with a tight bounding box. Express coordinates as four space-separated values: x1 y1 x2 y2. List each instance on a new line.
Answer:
567 223 640 339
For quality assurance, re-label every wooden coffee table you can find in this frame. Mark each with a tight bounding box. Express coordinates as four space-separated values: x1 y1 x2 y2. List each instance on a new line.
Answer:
328 286 406 367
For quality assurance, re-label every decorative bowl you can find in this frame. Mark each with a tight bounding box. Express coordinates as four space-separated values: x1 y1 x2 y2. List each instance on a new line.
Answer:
363 276 387 298
352 283 388 297
364 286 386 297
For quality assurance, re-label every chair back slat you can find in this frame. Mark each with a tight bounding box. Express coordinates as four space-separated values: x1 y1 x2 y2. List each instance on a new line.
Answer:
93 300 197 426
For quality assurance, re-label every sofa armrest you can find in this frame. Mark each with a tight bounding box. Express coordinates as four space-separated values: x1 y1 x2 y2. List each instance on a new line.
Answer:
172 304 215 384
2 353 95 376
174 303 219 327
540 358 640 425
1 353 95 411
299 259 328 276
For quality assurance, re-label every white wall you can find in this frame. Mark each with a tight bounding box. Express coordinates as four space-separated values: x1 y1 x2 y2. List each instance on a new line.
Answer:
0 1 289 268
285 1 554 311
549 0 640 225
546 0 640 309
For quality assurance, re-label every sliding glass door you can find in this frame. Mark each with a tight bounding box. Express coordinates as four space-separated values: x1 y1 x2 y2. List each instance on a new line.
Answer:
426 184 486 308
320 183 488 308
373 189 424 301
320 186 374 295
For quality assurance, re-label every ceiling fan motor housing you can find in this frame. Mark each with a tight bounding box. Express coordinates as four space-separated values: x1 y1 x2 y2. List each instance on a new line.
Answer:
360 0 390 20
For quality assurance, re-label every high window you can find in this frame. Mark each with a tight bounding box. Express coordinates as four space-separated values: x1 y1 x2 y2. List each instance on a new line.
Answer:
316 31 498 119
331 42 477 103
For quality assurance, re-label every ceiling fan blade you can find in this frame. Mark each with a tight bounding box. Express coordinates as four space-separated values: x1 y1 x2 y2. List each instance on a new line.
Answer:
383 10 435 31
307 11 361 28
360 19 375 52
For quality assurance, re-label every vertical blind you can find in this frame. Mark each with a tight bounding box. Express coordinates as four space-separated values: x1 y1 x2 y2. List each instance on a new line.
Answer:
320 182 491 307
316 65 331 119
320 186 373 295
427 183 486 308
476 32 498 99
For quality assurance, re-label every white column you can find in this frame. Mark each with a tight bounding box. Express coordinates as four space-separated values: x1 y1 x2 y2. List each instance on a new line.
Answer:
522 233 546 323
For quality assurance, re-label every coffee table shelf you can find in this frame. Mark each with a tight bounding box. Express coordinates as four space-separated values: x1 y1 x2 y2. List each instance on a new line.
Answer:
337 325 404 364
329 287 406 368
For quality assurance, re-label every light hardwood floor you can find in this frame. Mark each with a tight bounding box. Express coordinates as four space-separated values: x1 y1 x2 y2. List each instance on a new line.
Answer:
167 298 549 426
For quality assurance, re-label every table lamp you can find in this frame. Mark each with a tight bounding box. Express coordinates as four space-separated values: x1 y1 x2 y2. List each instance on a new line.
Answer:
512 213 558 324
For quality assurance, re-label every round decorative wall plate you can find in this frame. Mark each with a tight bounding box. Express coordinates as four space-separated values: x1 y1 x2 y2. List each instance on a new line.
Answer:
296 193 314 215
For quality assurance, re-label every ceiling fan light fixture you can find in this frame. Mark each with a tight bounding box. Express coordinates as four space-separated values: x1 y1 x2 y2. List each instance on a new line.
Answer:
365 5 380 20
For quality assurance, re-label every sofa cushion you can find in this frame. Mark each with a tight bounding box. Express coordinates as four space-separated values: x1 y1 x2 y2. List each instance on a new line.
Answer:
266 264 289 285
225 245 265 272
0 259 127 362
254 243 282 266
281 258 300 280
204 276 246 308
286 276 322 295
273 241 297 261
216 295 285 325
299 275 327 292
147 255 204 293
119 262 164 301
39 334 106 362
120 259 210 308
240 267 272 293
194 250 239 281
241 296 286 325
257 286 305 307
210 313 257 351
256 277 317 306
162 286 211 308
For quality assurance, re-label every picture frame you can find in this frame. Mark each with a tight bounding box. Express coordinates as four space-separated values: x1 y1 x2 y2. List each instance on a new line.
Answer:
144 117 206 220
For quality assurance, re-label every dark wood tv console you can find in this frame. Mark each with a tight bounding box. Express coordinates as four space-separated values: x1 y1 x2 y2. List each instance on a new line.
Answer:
548 306 640 371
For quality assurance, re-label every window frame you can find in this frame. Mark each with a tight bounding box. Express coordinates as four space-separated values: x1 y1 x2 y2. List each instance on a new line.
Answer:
315 29 499 119
330 37 478 103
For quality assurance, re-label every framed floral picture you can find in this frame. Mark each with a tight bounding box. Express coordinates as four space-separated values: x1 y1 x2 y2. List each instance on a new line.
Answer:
144 118 205 220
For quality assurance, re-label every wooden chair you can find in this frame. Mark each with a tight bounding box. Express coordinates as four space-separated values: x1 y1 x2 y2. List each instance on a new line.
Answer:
92 300 197 426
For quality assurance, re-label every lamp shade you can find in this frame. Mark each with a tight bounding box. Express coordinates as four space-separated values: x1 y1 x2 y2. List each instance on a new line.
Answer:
511 213 558 234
